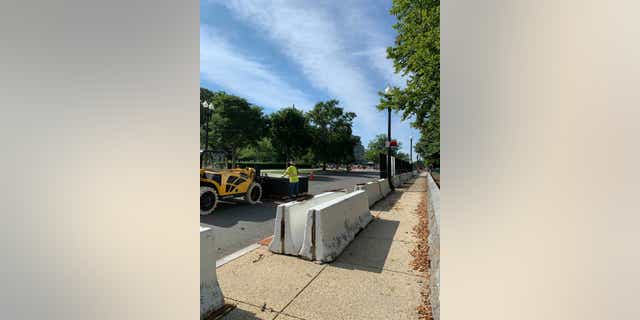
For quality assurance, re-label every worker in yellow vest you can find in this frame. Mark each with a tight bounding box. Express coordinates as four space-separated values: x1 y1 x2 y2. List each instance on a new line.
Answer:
282 161 299 198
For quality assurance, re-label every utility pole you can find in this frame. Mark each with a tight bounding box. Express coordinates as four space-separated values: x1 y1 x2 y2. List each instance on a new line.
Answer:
410 136 413 171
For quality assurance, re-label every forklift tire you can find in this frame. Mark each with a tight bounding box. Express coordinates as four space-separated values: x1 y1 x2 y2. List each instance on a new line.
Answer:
200 186 218 215
245 182 262 204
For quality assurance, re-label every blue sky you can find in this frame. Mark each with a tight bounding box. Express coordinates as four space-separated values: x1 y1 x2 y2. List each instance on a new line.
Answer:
200 0 419 155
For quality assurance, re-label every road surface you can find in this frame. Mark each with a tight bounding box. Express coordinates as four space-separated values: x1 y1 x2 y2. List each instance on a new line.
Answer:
200 170 380 258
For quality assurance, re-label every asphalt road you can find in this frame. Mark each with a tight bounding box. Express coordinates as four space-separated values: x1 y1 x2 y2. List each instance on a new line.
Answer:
200 170 380 258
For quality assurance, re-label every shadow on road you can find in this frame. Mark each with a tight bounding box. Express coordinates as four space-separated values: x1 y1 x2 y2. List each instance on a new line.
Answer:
200 200 278 228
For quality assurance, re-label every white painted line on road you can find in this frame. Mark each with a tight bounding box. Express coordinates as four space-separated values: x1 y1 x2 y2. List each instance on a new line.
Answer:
216 243 261 268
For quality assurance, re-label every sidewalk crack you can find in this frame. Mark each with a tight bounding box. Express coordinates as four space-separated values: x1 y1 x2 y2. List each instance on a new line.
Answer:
274 264 328 319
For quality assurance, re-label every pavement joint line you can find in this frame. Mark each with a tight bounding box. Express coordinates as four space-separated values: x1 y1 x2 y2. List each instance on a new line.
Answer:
332 261 426 279
216 243 261 268
275 264 329 319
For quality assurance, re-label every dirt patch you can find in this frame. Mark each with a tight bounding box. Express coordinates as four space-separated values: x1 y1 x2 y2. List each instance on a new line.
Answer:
257 236 273 246
410 194 433 320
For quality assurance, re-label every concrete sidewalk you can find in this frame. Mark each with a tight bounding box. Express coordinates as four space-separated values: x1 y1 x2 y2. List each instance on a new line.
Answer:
216 174 428 320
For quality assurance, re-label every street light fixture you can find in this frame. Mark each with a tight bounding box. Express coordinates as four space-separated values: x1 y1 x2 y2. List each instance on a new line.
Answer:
201 101 214 166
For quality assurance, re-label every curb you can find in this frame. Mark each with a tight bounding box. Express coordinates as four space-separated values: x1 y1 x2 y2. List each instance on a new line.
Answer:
216 243 261 268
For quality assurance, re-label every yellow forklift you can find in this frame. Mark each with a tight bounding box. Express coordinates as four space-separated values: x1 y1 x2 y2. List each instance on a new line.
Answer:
200 150 262 215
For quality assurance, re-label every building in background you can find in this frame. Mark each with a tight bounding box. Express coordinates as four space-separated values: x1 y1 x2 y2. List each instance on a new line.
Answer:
353 142 365 164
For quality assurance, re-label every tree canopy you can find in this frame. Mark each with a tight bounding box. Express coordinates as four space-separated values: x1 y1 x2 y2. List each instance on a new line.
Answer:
269 106 313 163
379 0 440 166
364 133 403 164
201 91 267 165
307 100 358 169
201 89 363 168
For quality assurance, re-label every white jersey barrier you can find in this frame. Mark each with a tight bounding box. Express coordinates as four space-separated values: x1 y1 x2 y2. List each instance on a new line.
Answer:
426 173 441 320
299 190 372 262
269 192 346 255
354 181 383 208
392 175 401 188
200 226 224 319
378 178 391 196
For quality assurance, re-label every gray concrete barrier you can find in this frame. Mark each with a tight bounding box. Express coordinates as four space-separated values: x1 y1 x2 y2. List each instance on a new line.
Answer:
200 226 224 318
299 190 371 262
269 192 346 255
391 175 401 188
354 181 383 207
426 173 440 320
378 178 391 196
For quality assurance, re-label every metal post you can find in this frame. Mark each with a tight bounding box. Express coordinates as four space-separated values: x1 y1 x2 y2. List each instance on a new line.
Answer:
410 137 413 171
387 106 394 190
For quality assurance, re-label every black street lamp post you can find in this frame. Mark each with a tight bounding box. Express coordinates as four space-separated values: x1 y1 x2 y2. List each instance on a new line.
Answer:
201 101 214 167
385 86 394 190
410 136 413 171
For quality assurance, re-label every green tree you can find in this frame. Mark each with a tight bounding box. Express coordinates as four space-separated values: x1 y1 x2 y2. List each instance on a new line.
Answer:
269 106 313 164
307 100 357 170
364 134 403 164
379 0 440 167
396 151 410 162
205 91 267 166
237 138 279 162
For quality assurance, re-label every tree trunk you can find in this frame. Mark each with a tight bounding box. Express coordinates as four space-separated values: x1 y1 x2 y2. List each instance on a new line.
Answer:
322 162 327 171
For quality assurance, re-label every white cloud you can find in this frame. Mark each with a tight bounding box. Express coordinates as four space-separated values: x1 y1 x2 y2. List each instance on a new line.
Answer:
200 25 313 110
353 47 407 88
213 1 383 133
205 0 414 149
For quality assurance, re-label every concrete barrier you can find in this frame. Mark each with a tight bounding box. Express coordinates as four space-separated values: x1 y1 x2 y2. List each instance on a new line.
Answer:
269 192 347 255
299 190 372 262
426 173 440 320
354 181 383 207
391 175 401 188
378 178 391 196
200 226 224 318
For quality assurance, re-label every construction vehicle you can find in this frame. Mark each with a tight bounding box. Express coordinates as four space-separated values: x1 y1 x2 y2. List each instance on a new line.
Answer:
200 150 263 215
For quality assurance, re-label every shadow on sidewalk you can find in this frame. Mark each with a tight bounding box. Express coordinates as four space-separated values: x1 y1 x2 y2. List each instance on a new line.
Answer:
330 219 400 273
372 189 403 212
218 305 275 320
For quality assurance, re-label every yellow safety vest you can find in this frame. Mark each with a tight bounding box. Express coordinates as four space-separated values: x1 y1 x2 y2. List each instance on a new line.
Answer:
284 166 299 183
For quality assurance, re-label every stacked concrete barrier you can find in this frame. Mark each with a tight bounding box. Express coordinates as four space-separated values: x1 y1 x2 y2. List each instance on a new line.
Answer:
354 181 383 207
299 190 371 262
426 173 440 320
200 226 225 319
378 178 391 196
269 192 346 255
